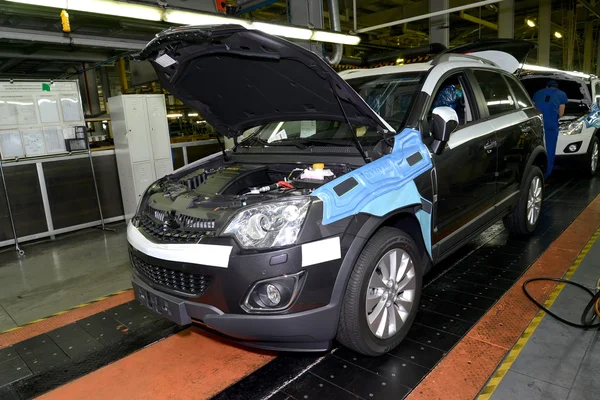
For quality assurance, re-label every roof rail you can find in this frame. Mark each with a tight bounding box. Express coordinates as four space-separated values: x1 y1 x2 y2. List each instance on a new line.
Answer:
431 53 498 68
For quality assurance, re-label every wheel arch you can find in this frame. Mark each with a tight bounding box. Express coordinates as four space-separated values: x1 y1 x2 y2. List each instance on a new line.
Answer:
331 207 429 311
526 144 548 177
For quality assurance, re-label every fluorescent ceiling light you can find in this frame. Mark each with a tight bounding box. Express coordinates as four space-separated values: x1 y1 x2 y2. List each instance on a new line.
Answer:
555 31 563 39
8 0 162 21
526 19 536 28
188 113 199 117
8 0 360 45
252 22 312 40
162 9 240 27
167 113 183 118
311 30 361 45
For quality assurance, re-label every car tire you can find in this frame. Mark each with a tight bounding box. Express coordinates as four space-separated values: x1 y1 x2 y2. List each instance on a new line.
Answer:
504 165 544 236
584 136 599 176
336 227 423 356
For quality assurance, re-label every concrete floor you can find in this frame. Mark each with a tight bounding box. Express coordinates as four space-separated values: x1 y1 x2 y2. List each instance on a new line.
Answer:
490 236 600 400
0 223 131 331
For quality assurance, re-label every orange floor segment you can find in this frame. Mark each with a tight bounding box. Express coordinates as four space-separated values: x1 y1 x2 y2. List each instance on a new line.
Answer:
39 327 276 400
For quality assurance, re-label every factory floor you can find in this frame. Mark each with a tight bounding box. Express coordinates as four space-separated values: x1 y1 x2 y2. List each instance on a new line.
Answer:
0 224 130 332
1 171 600 400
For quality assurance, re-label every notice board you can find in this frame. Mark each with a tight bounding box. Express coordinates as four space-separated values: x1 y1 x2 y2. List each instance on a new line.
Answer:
0 80 86 160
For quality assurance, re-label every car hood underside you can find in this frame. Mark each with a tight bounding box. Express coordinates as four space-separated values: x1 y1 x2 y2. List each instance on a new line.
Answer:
137 25 393 138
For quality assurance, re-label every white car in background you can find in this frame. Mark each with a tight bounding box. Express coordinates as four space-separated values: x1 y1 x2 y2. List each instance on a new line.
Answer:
520 70 600 176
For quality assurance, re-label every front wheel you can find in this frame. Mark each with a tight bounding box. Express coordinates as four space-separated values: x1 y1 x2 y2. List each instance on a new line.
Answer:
584 136 599 176
504 165 544 236
336 227 423 356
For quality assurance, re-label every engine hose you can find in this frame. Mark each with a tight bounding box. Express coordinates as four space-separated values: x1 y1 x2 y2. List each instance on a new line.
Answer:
522 278 600 329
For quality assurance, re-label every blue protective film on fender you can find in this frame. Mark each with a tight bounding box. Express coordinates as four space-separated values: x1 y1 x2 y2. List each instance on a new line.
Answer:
585 103 600 129
312 128 433 256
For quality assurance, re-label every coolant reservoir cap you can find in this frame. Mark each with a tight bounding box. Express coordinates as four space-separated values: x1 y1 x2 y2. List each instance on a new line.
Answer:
312 163 325 170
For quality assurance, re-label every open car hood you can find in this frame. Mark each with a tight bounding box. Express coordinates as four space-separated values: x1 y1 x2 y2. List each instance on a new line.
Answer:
137 25 394 138
445 39 536 66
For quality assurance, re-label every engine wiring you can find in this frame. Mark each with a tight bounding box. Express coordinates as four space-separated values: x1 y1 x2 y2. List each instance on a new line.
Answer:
522 277 600 328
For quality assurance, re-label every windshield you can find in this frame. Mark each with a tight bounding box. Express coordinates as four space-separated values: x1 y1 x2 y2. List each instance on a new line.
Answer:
239 71 425 148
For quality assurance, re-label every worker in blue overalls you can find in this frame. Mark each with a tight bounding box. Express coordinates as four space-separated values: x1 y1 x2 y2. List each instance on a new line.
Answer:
532 80 568 178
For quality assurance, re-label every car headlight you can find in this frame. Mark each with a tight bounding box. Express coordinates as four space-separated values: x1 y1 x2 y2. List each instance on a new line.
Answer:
223 198 311 249
560 120 584 135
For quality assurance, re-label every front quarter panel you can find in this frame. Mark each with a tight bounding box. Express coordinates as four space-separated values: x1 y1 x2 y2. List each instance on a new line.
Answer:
312 128 434 256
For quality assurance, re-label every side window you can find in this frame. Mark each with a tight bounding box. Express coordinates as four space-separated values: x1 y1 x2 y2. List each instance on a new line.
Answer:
473 70 516 116
594 82 600 106
429 73 476 128
506 77 534 109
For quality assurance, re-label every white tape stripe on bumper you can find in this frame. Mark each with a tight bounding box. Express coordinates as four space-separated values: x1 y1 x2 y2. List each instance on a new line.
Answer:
301 237 342 267
127 223 233 268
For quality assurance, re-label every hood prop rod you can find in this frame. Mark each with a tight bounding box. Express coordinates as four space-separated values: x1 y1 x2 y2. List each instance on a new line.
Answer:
331 85 371 164
215 134 229 161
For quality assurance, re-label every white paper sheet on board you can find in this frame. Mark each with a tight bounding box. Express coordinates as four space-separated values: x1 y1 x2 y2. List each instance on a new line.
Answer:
60 95 82 122
37 96 60 123
0 130 24 158
21 129 47 156
43 126 66 153
15 98 38 125
0 100 18 126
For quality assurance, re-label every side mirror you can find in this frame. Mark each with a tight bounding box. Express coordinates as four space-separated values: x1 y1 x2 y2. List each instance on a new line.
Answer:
430 106 459 155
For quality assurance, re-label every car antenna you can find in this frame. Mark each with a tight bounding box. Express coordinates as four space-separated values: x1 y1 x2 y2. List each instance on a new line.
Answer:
215 134 229 161
330 83 371 164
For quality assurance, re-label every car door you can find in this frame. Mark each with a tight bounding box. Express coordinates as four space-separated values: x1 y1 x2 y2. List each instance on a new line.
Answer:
471 69 533 212
424 70 498 256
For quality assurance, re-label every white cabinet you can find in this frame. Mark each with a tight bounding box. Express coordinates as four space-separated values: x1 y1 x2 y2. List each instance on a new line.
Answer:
109 94 173 221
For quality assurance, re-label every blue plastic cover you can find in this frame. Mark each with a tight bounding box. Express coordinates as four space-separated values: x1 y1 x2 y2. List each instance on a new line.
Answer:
585 103 600 128
432 85 458 109
312 128 433 256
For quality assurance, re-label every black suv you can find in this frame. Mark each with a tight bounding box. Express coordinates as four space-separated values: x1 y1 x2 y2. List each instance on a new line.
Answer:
128 28 547 355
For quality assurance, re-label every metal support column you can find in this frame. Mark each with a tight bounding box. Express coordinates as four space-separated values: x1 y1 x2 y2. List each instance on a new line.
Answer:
429 0 449 48
498 0 514 38
99 66 112 109
287 0 324 55
566 9 576 70
538 0 551 66
584 17 594 73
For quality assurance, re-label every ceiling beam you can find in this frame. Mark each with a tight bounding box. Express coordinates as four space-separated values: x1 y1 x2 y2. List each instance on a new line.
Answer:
0 58 25 73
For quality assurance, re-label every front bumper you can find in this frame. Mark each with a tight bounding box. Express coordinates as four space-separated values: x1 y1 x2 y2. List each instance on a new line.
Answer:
127 223 346 352
556 130 592 156
132 272 338 351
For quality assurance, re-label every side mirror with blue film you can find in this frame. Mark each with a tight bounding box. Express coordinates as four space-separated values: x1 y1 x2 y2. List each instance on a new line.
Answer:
430 106 459 155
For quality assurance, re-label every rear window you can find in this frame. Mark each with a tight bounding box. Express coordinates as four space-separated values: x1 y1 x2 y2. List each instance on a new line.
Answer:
506 77 534 108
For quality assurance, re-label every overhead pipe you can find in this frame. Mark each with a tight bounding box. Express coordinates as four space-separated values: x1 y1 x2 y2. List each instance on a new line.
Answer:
325 0 343 65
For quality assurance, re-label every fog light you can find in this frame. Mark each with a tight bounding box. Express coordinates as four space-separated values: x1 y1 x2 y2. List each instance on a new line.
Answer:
266 284 281 305
569 144 577 152
243 271 306 313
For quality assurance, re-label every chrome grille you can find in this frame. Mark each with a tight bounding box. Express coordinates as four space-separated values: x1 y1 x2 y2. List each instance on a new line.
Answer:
131 254 212 297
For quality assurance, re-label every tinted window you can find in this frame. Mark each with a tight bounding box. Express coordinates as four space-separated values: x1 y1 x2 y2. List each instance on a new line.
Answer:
473 70 516 116
595 82 600 105
429 73 477 127
506 77 533 108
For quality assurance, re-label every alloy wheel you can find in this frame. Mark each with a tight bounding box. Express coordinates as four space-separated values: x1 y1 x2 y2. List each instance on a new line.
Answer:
526 176 542 226
366 249 416 339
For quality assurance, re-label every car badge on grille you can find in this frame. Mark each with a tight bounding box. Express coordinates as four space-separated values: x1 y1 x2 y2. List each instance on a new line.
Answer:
163 214 180 231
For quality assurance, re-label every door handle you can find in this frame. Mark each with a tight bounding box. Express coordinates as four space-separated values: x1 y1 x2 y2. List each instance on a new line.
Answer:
484 141 497 151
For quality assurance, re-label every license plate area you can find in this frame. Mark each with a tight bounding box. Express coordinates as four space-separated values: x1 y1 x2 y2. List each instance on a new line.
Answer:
134 283 192 326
